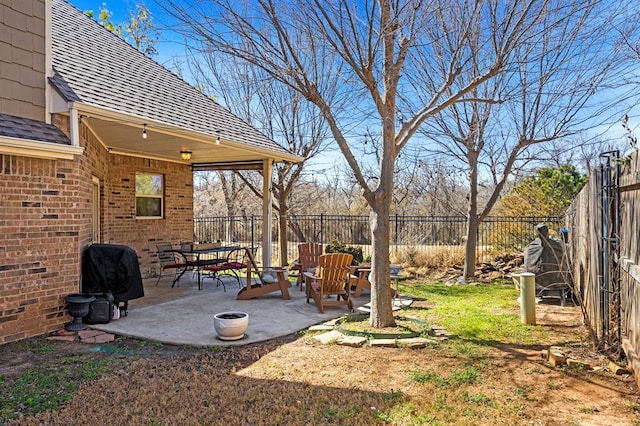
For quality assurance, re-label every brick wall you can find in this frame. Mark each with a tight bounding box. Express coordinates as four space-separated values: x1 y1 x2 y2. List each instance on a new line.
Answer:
0 1 197 343
0 153 82 343
70 119 193 276
0 118 194 344
99 152 194 277
0 0 47 121
73 119 194 300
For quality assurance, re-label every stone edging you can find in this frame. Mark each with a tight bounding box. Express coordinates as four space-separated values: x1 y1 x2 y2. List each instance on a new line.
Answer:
308 320 452 349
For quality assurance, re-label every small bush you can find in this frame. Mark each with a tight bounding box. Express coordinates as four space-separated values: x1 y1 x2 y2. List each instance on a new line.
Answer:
325 240 364 265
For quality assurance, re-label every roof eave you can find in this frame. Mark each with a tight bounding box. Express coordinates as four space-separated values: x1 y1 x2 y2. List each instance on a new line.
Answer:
0 136 84 160
72 102 304 164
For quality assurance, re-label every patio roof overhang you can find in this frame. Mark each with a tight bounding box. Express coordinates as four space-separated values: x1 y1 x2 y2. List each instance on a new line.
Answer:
65 102 304 169
50 101 297 267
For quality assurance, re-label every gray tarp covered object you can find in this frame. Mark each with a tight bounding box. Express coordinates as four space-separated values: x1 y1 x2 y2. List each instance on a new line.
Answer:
523 223 569 291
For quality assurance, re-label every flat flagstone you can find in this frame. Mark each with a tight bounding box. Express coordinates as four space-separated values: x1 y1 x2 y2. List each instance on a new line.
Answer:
78 329 103 339
337 335 368 347
308 312 450 349
83 333 116 344
312 330 345 344
396 337 437 349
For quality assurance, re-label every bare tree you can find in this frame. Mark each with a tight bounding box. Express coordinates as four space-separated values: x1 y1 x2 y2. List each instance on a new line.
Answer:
543 136 630 175
187 53 332 265
409 160 468 216
194 171 254 219
162 0 625 327
421 1 634 279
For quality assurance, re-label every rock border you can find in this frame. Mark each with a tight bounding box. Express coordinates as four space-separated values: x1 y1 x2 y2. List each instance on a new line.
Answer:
308 320 452 349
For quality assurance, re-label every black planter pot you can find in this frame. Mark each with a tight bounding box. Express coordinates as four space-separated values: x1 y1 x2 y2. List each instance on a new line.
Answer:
65 293 96 331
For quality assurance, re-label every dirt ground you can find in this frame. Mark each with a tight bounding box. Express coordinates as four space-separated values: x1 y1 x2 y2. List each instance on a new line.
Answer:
3 301 640 425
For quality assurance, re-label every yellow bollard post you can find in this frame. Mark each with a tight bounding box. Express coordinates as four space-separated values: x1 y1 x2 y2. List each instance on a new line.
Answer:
520 272 536 325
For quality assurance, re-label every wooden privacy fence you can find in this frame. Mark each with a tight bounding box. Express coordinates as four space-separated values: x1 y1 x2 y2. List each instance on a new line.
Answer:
566 149 640 386
194 214 564 264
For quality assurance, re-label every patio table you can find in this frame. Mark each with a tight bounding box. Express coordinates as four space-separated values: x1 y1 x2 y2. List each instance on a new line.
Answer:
172 245 241 290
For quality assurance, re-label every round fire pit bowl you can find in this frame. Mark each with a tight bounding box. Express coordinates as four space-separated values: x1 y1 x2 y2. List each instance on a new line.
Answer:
213 312 249 341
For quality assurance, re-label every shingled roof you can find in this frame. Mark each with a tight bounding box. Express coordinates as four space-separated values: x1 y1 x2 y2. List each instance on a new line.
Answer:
0 113 70 145
49 0 295 160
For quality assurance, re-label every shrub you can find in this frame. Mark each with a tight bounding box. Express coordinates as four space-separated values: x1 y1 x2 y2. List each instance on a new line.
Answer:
325 240 364 265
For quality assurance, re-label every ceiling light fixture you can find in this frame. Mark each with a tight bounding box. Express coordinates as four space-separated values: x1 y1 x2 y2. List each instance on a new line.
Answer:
142 124 148 139
180 150 192 161
216 130 221 145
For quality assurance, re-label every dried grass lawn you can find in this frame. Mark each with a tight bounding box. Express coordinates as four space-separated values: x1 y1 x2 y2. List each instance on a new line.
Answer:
3 284 640 425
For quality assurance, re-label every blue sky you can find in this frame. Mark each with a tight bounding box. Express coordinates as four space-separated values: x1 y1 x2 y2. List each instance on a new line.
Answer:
68 0 167 25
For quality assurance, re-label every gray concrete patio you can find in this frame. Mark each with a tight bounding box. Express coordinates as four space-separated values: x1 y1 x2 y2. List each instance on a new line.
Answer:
90 273 371 347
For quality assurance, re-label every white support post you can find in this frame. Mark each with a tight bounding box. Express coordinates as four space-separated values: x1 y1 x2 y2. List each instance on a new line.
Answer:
261 159 273 267
69 108 80 146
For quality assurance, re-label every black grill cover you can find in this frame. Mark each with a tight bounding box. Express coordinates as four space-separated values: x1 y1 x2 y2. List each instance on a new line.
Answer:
82 244 144 303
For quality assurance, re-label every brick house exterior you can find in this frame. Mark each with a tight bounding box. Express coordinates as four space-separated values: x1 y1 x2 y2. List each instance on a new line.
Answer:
0 0 300 344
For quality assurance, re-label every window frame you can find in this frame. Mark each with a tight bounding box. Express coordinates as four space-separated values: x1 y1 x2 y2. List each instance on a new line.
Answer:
135 172 164 219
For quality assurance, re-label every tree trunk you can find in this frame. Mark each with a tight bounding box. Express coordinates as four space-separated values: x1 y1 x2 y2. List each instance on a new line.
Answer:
278 201 289 267
463 212 479 280
287 219 306 243
369 199 396 328
463 157 479 279
219 171 237 241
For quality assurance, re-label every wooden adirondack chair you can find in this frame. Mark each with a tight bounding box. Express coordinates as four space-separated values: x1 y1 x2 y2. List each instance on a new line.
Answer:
297 242 323 292
236 248 291 300
304 253 354 313
349 266 371 297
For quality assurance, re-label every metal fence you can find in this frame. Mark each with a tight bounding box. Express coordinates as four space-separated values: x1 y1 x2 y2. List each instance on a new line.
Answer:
195 214 564 264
